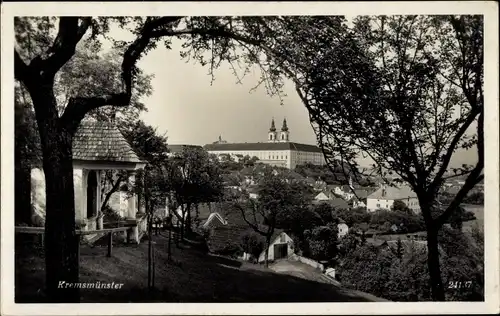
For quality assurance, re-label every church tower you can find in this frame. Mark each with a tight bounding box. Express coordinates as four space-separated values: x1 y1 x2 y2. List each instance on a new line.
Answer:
268 118 277 142
279 118 290 142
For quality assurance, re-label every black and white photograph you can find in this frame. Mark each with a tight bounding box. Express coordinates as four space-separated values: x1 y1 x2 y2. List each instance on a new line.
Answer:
1 1 499 315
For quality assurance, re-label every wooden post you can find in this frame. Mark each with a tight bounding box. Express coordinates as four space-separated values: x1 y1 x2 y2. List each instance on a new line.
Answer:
76 234 80 264
168 225 172 261
107 232 113 257
152 242 156 289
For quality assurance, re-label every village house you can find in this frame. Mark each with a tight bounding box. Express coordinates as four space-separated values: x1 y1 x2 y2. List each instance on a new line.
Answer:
204 118 326 169
257 230 294 263
246 186 260 200
314 190 336 201
30 120 147 243
337 220 349 238
366 184 421 213
313 198 350 211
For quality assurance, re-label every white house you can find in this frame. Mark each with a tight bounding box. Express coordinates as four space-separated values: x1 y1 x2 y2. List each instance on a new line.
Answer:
337 222 349 238
30 120 147 243
366 184 420 214
315 191 334 201
330 185 355 201
352 200 366 208
202 212 227 229
258 231 295 263
204 118 326 169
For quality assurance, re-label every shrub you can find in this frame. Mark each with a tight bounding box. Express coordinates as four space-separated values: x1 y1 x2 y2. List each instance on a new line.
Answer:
240 231 265 259
304 223 338 262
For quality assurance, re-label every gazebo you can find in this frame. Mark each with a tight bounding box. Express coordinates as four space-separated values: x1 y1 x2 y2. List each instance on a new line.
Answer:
30 119 146 243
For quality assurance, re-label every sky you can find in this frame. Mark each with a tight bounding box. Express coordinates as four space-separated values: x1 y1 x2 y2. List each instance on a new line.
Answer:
110 24 478 169
136 39 314 147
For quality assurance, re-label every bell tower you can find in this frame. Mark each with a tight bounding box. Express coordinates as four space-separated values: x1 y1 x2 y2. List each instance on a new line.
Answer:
268 118 277 142
279 118 290 142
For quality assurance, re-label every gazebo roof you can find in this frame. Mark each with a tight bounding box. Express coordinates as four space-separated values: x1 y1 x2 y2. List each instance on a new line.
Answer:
72 120 142 164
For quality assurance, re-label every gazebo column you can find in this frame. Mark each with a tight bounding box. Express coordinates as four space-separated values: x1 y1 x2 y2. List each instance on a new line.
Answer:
138 169 146 214
127 170 139 244
96 170 104 230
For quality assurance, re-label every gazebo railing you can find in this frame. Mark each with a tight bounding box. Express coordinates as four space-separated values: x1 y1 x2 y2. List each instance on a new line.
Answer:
15 225 136 258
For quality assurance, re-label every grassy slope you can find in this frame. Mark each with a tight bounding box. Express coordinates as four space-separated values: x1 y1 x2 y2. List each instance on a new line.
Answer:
16 234 385 303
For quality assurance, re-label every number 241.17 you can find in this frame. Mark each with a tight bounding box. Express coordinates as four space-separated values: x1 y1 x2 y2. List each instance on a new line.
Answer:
448 281 472 289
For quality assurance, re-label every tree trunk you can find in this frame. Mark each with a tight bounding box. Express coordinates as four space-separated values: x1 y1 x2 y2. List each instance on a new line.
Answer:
427 225 446 301
100 172 124 211
15 161 32 225
168 221 172 261
186 203 192 235
264 236 271 267
41 124 80 302
148 214 152 290
180 204 185 241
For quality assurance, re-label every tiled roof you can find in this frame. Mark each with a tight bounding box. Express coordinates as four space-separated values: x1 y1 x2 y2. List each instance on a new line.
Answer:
206 224 284 254
206 225 250 253
204 142 322 153
354 189 369 199
367 185 417 200
315 198 350 210
72 120 142 163
167 144 203 154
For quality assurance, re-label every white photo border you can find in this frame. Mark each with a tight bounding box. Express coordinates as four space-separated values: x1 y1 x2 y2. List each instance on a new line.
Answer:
1 1 498 315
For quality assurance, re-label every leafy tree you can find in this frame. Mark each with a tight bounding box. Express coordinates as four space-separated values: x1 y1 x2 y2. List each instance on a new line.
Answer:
99 120 168 215
462 191 484 205
285 15 483 301
333 207 371 227
14 43 152 225
392 200 409 212
234 169 308 266
15 84 41 224
313 202 335 224
396 238 404 261
448 206 465 231
240 230 265 262
340 242 431 301
14 16 295 301
169 146 224 238
337 232 360 257
438 226 484 300
303 223 339 262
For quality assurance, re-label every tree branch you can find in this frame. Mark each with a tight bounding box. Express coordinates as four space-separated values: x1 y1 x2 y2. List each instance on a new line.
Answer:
427 108 481 195
150 27 262 47
15 49 32 82
60 94 129 134
435 168 483 228
44 17 92 78
234 200 267 237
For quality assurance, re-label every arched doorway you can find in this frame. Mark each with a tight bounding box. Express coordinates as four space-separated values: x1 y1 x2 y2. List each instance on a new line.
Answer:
87 170 98 219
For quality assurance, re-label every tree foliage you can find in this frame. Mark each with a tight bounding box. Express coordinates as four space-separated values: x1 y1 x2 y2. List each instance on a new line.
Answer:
303 223 339 262
14 15 304 301
240 230 266 261
274 15 483 301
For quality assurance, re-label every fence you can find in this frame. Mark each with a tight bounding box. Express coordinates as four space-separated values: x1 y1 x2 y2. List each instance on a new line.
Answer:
289 254 324 271
15 225 135 258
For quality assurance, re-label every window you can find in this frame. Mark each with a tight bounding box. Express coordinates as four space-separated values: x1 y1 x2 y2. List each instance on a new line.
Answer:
280 234 286 243
377 203 380 207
